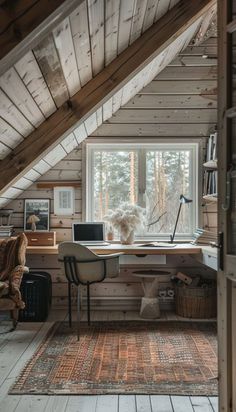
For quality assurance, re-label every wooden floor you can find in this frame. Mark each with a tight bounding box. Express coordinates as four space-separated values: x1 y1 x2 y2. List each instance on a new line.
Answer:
0 310 218 412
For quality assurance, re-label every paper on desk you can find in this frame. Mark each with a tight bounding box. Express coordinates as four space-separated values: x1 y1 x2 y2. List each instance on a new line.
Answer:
138 242 176 248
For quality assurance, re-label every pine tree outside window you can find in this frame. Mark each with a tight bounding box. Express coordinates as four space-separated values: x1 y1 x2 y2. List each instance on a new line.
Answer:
86 142 198 240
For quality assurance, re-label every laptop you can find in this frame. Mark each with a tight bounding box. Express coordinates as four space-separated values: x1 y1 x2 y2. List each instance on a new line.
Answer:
72 222 110 246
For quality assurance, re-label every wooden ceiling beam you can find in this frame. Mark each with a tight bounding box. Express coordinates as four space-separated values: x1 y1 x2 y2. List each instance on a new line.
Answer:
0 0 216 194
191 4 217 46
0 0 83 76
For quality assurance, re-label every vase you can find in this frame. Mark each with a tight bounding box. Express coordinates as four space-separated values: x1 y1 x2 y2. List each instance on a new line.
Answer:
107 230 114 241
120 229 135 245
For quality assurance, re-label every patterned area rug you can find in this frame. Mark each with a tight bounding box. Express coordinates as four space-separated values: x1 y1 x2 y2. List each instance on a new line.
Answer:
10 321 218 395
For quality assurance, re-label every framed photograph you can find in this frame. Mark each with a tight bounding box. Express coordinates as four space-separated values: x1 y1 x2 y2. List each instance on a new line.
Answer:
54 187 75 215
24 199 50 231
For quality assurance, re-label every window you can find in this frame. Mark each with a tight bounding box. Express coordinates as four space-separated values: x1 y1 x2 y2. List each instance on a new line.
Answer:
86 142 198 240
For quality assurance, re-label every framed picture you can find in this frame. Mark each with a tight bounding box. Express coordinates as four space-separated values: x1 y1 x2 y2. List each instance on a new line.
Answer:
54 187 75 215
24 199 50 231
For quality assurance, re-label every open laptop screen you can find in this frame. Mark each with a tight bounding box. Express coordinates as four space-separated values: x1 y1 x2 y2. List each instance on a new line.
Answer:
72 222 105 242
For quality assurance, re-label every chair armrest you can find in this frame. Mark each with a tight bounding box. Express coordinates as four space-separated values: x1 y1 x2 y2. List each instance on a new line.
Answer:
8 265 28 309
9 265 29 285
59 253 124 265
97 253 124 260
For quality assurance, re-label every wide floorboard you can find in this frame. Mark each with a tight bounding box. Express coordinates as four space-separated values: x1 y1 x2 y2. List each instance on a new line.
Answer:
0 310 218 412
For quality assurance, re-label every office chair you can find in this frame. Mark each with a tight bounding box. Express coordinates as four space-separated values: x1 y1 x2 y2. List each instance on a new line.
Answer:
58 242 122 339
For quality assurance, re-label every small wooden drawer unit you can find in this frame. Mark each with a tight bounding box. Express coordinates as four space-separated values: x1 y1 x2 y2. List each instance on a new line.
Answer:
24 231 56 246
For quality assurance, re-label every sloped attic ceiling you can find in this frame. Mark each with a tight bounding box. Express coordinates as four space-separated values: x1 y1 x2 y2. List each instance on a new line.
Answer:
0 0 216 207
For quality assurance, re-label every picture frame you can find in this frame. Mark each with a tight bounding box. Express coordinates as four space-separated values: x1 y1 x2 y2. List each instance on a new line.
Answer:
24 199 50 231
53 187 75 215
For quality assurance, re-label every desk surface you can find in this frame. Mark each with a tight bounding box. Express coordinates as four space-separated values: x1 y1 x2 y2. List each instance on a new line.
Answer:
26 243 202 255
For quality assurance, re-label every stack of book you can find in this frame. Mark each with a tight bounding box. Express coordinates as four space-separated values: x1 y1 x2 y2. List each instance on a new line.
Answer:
0 225 14 238
206 132 217 162
203 169 217 199
192 228 218 245
203 131 218 202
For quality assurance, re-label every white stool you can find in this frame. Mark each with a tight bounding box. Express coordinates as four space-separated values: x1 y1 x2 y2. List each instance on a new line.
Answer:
133 270 171 319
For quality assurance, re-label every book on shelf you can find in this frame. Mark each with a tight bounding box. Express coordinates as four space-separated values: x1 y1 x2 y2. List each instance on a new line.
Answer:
0 225 14 237
206 132 217 162
203 170 217 197
202 131 218 204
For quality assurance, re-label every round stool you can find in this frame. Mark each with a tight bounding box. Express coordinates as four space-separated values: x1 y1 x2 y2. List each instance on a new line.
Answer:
132 270 171 319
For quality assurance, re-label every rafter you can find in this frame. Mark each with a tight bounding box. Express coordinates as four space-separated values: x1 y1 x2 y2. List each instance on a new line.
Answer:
0 0 216 195
0 0 82 76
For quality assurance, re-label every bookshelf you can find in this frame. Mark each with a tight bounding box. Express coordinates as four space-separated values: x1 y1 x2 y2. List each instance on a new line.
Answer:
0 209 14 237
203 131 218 203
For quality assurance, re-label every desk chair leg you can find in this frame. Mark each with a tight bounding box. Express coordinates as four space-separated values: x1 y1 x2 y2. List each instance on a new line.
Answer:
68 282 72 327
77 286 80 340
87 282 90 326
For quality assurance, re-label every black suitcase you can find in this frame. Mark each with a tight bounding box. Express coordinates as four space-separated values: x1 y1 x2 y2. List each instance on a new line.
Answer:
28 271 52 306
19 272 52 322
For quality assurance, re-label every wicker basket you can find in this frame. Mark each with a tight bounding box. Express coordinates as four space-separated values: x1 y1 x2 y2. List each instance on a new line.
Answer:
175 284 217 318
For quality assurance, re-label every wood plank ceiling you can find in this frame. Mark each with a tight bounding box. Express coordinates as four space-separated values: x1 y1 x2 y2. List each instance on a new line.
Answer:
0 0 216 206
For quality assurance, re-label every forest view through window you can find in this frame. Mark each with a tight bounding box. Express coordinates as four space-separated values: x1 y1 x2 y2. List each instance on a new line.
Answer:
86 143 198 240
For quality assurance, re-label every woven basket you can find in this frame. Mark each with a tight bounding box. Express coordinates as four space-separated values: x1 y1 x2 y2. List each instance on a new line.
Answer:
175 284 217 318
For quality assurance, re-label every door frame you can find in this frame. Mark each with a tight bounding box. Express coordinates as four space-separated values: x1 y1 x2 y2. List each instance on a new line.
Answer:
218 0 236 410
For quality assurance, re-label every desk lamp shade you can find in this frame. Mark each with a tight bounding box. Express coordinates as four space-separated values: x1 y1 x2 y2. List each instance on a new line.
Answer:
170 194 192 243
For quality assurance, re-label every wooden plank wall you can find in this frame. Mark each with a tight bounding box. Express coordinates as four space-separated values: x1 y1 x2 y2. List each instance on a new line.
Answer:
91 36 218 234
7 37 218 309
92 38 217 139
9 147 82 243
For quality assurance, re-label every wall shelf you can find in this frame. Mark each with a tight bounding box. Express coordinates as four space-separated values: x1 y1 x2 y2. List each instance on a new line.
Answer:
203 194 218 203
203 160 217 169
37 181 81 189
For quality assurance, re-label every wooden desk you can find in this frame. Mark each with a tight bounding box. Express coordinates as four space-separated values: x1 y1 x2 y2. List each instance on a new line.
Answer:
26 243 201 255
25 243 216 311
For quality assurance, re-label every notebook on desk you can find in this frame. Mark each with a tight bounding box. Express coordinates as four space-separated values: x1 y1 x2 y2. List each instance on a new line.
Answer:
72 222 110 246
138 242 177 248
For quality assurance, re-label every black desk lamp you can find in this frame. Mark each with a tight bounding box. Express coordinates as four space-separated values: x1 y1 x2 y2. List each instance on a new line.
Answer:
170 194 192 243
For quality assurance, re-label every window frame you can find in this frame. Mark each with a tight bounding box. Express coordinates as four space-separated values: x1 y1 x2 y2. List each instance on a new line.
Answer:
84 139 200 241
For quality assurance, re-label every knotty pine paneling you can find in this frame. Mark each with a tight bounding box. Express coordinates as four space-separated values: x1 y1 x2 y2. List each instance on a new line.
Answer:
8 38 217 310
8 149 82 239
92 38 217 140
202 200 218 232
91 37 218 235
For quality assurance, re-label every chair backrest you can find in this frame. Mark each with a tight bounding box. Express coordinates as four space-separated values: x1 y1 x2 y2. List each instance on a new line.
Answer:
58 242 120 284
